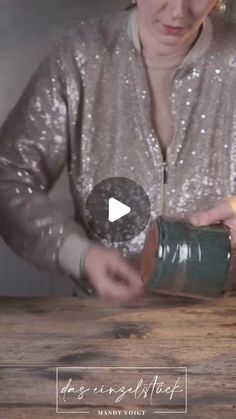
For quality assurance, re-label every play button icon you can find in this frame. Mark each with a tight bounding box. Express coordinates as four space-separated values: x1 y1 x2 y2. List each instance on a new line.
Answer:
85 177 151 242
108 198 131 222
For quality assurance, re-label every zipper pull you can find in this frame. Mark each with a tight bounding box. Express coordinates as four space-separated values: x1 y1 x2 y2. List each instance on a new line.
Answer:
162 162 169 215
163 162 169 184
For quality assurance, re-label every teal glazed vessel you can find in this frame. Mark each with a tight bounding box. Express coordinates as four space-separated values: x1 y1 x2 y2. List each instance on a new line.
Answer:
141 216 232 297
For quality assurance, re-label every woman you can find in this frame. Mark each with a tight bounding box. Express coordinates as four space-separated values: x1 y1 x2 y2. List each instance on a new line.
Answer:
0 0 235 302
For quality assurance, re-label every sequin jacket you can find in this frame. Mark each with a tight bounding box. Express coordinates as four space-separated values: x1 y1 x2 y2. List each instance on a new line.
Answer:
0 10 236 277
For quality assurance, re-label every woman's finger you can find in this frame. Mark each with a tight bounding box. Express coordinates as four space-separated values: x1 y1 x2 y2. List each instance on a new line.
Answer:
189 197 236 226
97 273 144 303
108 258 143 289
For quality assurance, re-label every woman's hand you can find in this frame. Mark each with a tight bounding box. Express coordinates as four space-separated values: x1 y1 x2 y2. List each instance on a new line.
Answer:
189 196 236 291
83 245 145 303
189 196 236 247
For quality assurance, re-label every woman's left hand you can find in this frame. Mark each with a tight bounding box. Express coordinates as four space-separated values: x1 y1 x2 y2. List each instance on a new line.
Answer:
189 196 236 247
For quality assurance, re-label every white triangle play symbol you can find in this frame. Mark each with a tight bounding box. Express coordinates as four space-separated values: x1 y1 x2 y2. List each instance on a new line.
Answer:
108 197 131 223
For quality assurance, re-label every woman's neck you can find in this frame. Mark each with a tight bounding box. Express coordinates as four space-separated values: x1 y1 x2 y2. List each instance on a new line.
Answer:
137 16 203 68
128 8 213 71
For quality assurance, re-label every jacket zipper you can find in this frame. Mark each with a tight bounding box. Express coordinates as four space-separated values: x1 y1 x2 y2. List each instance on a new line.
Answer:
161 74 179 216
162 161 169 215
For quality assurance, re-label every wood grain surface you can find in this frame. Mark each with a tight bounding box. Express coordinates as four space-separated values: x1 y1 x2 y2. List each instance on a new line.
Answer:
0 292 235 418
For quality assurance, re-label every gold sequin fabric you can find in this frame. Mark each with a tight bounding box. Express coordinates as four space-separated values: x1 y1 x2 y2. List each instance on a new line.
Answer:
0 11 236 275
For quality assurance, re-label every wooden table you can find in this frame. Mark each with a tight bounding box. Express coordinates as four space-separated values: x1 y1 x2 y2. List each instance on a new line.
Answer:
0 292 235 418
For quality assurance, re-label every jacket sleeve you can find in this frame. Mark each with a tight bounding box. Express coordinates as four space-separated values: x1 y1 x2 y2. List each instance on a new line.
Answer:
0 41 91 276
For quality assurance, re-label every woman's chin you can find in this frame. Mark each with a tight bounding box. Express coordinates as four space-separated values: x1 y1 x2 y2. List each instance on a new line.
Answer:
158 35 183 46
152 28 183 46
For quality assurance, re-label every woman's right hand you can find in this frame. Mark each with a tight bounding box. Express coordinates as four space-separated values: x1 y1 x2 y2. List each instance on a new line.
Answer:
83 246 145 303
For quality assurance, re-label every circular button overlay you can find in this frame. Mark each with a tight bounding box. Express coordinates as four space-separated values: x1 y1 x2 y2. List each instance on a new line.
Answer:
85 177 151 242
